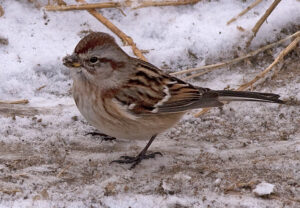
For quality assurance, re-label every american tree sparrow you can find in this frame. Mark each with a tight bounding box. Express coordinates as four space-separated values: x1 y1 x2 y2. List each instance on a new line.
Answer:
63 32 284 169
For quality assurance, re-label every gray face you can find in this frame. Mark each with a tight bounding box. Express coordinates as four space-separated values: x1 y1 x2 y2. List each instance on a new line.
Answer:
63 44 132 89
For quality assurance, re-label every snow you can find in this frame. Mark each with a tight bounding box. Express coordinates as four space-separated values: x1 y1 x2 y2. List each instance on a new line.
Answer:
173 172 191 181
253 182 275 196
0 0 299 207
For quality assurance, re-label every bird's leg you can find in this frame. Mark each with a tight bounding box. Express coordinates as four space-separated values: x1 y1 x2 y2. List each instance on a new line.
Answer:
111 135 162 169
85 131 116 141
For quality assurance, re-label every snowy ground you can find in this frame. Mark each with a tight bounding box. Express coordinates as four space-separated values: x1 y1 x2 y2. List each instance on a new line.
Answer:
0 0 300 207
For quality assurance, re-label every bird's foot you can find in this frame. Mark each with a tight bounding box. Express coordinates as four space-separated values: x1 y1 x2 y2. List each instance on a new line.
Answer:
85 132 116 141
111 152 163 169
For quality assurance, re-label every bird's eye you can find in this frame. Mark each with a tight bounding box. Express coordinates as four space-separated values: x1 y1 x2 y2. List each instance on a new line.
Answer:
89 57 98 64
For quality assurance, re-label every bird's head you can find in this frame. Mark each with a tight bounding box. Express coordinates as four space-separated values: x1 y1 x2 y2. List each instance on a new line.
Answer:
63 32 131 88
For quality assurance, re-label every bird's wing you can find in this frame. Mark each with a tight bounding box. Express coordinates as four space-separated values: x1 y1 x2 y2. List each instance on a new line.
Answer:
110 59 223 115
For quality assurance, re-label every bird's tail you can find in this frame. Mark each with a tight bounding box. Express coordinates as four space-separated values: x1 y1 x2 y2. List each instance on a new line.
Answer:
213 90 285 104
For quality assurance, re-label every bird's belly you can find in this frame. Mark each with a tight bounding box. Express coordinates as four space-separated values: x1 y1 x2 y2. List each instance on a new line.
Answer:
73 91 183 140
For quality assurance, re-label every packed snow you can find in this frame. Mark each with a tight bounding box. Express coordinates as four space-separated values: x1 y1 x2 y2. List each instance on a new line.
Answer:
253 182 275 196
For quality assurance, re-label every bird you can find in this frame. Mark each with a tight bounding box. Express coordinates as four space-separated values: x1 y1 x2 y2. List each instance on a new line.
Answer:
63 32 284 169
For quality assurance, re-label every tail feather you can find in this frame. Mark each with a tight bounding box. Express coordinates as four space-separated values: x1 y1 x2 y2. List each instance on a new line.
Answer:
213 90 285 104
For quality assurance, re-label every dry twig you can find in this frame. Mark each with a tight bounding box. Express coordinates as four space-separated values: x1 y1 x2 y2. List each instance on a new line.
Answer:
0 36 9 45
224 180 257 193
0 99 29 104
36 85 47 91
269 195 300 204
76 0 147 61
45 2 121 11
171 31 300 78
0 188 22 195
28 0 41 8
45 0 200 11
56 163 72 178
227 0 263 25
133 0 200 9
0 5 4 17
238 35 300 91
194 34 300 117
0 104 70 117
246 0 281 47
182 68 216 80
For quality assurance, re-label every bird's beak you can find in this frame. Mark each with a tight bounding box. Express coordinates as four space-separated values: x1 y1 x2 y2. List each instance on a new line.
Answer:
63 54 81 68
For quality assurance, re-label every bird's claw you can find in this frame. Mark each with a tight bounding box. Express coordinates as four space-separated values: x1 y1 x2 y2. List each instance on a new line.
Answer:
111 152 163 169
